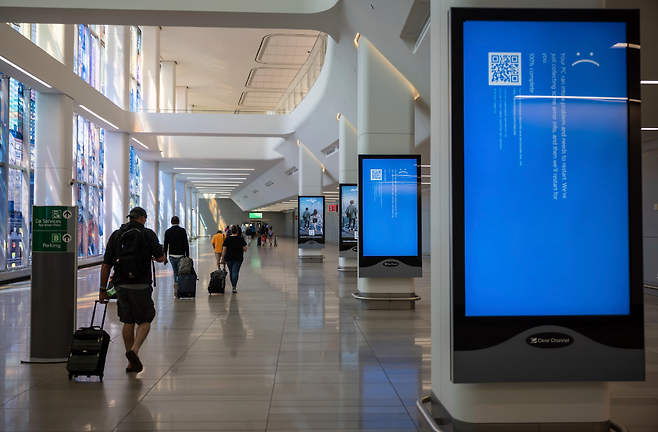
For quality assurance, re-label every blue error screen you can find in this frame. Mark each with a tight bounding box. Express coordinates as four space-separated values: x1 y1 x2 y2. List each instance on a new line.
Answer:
462 20 630 316
362 158 418 257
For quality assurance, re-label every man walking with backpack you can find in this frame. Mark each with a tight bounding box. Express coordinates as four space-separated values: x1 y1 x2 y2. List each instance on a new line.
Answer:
99 207 165 374
163 216 190 294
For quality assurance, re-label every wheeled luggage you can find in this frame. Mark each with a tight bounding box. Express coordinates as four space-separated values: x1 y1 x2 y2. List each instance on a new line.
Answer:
67 300 110 381
208 268 227 294
177 271 197 298
274 237 277 246
257 236 261 246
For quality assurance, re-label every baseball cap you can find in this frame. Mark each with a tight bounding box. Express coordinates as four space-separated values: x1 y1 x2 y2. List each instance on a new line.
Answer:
126 207 147 219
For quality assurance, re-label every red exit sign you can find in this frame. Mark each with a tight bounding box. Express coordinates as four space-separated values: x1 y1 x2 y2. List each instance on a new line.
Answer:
328 204 338 212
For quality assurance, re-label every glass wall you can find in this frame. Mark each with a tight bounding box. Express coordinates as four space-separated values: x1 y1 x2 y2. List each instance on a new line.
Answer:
1 76 35 270
130 26 142 112
9 23 37 43
74 25 106 94
74 114 105 258
129 145 140 208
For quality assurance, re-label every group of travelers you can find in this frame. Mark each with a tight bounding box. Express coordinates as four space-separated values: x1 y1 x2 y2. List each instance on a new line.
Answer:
97 207 279 376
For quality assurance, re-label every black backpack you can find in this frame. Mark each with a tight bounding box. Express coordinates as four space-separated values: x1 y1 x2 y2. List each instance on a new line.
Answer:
114 227 149 281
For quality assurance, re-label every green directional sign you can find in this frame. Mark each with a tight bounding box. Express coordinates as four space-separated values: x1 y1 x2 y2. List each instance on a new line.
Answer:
32 206 77 253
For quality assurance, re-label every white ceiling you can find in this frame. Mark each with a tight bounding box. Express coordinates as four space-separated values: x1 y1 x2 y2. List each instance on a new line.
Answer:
160 26 320 113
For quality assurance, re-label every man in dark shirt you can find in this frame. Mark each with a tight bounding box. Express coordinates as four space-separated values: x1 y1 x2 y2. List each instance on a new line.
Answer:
99 207 165 374
163 216 190 293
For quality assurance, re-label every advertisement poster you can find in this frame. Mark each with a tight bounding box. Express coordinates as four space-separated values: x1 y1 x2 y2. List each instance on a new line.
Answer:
339 184 358 252
298 196 325 247
462 20 629 317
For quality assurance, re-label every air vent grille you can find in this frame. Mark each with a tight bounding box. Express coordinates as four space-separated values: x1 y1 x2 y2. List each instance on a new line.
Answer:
285 166 299 176
265 181 274 187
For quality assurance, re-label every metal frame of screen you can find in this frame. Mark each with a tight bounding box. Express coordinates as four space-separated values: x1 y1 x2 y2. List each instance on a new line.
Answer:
451 8 643 383
358 155 422 278
297 196 325 248
339 184 358 253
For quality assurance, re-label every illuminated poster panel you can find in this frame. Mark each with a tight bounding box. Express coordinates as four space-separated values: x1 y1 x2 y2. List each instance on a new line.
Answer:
451 8 643 383
358 155 421 278
298 196 325 249
339 184 358 255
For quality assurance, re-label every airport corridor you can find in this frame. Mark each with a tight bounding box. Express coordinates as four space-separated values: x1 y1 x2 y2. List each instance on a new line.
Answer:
0 237 657 431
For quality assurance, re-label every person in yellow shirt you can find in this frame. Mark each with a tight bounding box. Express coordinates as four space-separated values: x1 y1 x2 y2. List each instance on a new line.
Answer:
211 230 225 269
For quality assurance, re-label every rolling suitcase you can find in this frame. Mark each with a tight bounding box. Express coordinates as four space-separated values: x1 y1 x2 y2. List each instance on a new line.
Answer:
177 271 197 298
274 237 277 247
208 267 227 294
257 236 261 246
67 300 110 381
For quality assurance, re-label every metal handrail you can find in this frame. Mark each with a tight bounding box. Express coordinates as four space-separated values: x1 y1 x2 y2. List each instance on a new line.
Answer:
351 292 421 301
416 395 444 432
417 395 628 432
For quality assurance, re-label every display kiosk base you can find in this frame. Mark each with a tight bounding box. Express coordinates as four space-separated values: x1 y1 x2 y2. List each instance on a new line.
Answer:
351 291 420 310
336 266 357 273
425 392 611 432
298 255 324 263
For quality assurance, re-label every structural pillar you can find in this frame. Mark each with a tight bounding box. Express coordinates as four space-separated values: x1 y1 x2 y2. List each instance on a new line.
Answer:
298 141 324 262
338 115 358 272
140 160 159 233
36 24 74 68
356 36 416 309
104 132 130 234
160 61 176 113
142 26 160 113
105 25 131 110
429 0 609 430
176 86 188 113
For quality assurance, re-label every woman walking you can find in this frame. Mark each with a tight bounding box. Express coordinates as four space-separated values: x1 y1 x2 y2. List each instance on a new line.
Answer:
220 225 248 293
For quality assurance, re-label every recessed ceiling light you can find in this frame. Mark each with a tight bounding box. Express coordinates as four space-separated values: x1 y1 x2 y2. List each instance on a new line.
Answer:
0 55 52 88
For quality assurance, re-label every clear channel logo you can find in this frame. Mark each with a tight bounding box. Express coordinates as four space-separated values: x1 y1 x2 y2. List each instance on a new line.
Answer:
525 332 573 349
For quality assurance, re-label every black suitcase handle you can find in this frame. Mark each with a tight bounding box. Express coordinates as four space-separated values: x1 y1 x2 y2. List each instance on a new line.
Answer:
91 300 108 329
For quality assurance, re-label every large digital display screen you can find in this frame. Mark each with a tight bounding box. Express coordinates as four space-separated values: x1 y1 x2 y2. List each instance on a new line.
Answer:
339 184 358 251
450 7 644 384
456 14 638 318
361 157 419 257
298 196 325 246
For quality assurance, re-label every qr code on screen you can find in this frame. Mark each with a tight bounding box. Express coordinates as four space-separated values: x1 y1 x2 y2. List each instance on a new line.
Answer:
370 169 382 181
488 52 521 86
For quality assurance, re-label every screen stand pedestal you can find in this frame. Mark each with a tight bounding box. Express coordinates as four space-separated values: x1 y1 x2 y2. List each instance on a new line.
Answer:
351 291 420 310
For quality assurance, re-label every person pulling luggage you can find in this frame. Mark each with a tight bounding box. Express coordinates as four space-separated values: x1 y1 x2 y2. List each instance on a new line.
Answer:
163 216 190 295
220 225 248 293
99 207 165 374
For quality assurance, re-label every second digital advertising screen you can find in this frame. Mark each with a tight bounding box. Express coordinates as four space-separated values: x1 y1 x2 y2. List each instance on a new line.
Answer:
298 196 325 246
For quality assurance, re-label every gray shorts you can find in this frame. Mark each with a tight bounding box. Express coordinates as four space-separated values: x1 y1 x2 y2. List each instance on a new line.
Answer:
215 252 222 262
116 284 155 324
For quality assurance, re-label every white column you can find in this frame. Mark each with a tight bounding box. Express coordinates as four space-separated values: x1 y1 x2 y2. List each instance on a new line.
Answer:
298 141 323 259
160 60 176 113
104 132 130 234
430 0 608 428
338 116 358 270
357 36 415 301
140 160 159 233
158 170 174 240
176 86 188 113
142 26 160 112
105 25 131 110
35 94 75 206
36 24 74 68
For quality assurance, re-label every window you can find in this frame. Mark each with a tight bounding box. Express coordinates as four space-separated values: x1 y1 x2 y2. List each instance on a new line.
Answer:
74 24 106 94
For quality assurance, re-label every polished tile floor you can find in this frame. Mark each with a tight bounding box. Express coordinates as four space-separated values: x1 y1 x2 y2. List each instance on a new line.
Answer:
0 237 655 431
